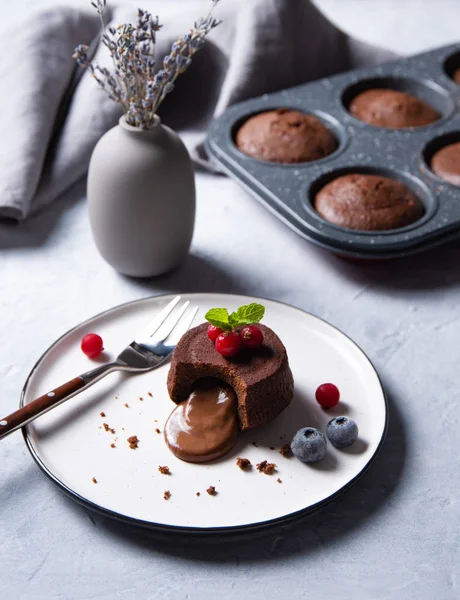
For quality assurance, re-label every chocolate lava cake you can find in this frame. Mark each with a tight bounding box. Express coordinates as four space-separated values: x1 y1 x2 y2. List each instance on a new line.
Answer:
235 109 337 163
167 323 294 430
349 89 439 129
430 141 460 186
314 173 425 231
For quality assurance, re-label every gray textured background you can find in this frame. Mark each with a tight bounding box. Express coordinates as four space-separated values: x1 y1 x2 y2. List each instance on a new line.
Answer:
1 1 460 599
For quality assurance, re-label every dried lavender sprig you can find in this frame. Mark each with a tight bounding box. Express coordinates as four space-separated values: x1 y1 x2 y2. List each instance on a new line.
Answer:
74 0 222 129
147 0 222 116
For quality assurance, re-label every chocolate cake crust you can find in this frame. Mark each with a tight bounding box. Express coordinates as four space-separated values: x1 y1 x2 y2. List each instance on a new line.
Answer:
167 323 294 430
431 142 460 186
235 109 337 163
350 89 439 129
314 173 424 231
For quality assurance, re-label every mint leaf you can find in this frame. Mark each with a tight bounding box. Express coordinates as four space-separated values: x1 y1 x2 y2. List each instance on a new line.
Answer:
234 303 265 326
204 308 232 331
228 311 239 327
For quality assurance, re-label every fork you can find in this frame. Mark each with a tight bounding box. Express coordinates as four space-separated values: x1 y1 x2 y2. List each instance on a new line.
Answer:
0 296 198 441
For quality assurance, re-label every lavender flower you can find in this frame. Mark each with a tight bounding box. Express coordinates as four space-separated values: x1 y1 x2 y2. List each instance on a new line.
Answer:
73 0 222 129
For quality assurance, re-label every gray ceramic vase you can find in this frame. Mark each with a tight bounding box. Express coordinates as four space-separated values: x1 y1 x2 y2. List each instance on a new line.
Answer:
87 115 195 277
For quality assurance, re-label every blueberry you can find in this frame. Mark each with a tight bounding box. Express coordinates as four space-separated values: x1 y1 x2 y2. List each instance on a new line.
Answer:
291 427 327 463
326 416 358 448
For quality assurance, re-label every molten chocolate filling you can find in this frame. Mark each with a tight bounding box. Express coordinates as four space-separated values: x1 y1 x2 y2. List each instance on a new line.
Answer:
164 378 238 463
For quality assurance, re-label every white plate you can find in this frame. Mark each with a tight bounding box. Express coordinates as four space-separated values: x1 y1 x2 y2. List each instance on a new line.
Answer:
22 294 387 533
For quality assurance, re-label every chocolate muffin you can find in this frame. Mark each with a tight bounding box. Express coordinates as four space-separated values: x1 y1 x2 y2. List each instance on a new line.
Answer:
431 142 460 186
167 323 294 430
235 109 337 163
314 173 425 231
349 89 439 128
452 68 460 84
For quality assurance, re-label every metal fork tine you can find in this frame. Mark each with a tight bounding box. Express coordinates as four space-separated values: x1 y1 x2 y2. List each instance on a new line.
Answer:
165 305 199 346
152 300 190 344
135 296 181 342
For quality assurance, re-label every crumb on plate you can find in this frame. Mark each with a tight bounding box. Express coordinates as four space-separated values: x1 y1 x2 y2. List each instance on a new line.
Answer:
256 460 277 475
279 444 293 458
164 490 171 500
127 435 139 449
277 478 282 484
155 428 161 434
92 477 97 484
236 457 251 470
158 465 171 475
148 392 153 397
206 486 217 496
100 412 106 417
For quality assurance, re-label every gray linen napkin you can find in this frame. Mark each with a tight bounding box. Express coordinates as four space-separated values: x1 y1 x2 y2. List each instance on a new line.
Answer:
0 0 395 221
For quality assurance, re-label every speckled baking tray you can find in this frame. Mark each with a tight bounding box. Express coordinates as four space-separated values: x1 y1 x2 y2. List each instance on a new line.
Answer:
205 43 460 259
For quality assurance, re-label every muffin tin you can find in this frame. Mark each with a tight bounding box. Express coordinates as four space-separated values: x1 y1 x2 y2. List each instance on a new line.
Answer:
205 43 460 259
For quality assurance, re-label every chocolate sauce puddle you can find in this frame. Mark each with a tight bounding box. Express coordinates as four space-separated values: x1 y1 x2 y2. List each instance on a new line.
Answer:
164 378 238 463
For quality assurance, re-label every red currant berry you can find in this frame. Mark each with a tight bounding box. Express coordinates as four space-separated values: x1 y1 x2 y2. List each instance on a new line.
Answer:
315 383 340 409
215 331 241 357
207 324 223 343
81 333 104 359
240 325 264 349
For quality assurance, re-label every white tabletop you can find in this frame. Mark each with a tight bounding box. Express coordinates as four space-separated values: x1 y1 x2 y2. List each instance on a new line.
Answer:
2 2 460 599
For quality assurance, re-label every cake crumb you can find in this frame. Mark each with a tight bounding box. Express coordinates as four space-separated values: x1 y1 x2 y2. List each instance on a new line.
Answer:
279 444 293 458
110 443 116 449
206 486 217 496
148 392 153 397
100 412 106 417
196 492 200 497
256 460 277 475
158 465 171 475
263 462 277 475
122 427 125 431
236 457 252 470
103 423 116 434
277 478 282 484
163 490 171 500
154 419 158 423
139 397 144 401
155 428 161 434
124 403 129 408
127 435 139 449
92 477 97 484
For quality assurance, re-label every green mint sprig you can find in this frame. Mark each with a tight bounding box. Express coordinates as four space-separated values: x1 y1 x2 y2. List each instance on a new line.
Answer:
205 303 265 331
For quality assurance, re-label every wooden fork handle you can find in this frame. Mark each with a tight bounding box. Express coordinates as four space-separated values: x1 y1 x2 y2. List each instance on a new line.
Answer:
0 377 85 441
